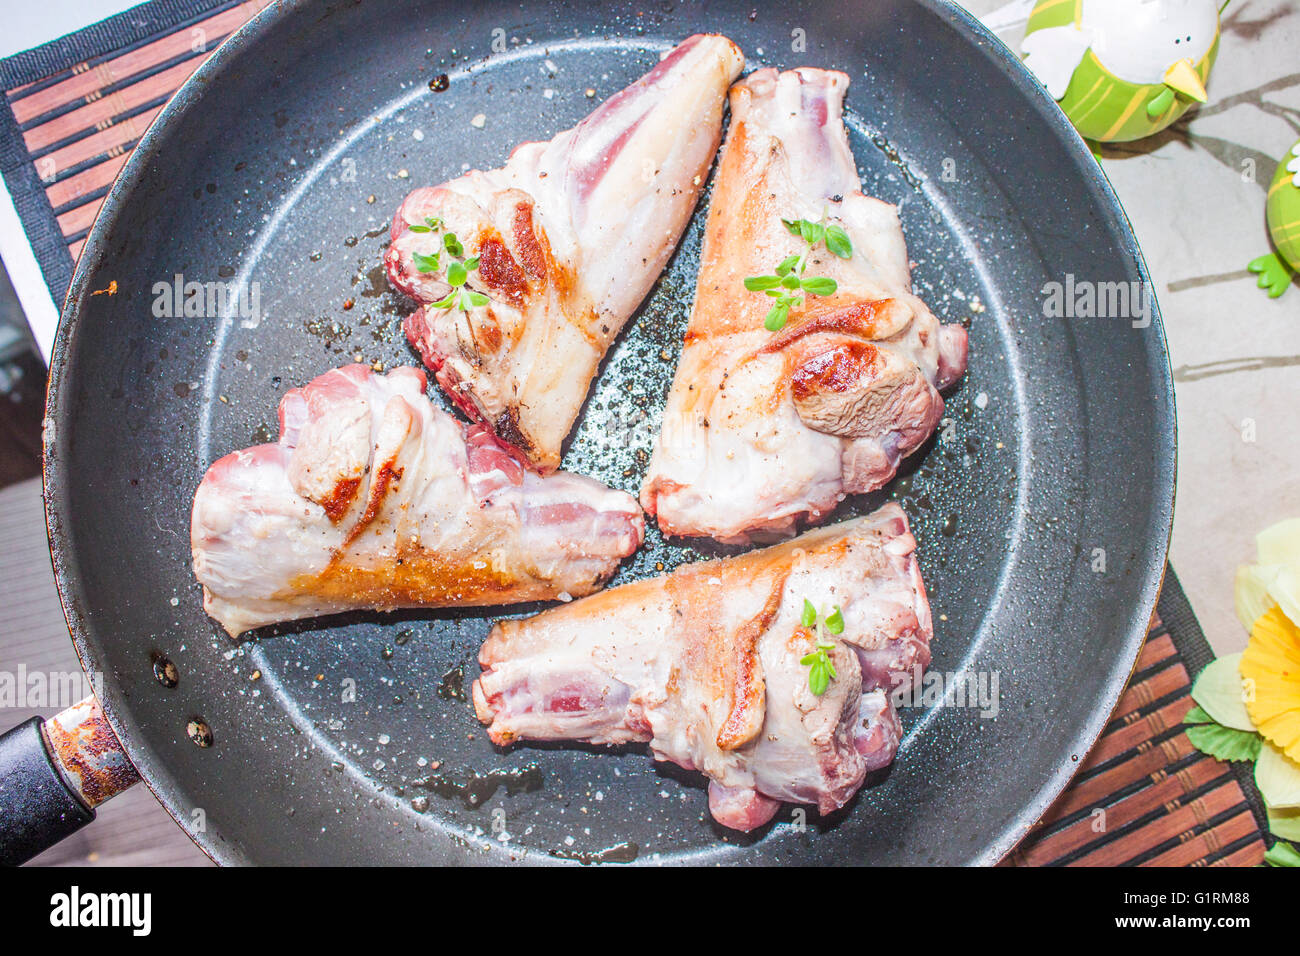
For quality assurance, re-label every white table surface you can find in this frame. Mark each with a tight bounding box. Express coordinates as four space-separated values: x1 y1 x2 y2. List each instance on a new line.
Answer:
1 0 1297 656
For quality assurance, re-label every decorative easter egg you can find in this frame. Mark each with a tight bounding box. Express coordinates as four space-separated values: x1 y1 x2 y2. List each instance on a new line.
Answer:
1267 141 1300 268
1021 0 1220 143
1248 140 1300 298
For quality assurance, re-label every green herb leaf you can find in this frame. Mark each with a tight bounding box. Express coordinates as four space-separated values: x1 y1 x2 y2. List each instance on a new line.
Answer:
467 291 490 307
425 217 444 230
443 232 464 256
801 599 817 628
407 224 431 233
825 224 853 259
808 660 830 697
447 261 468 287
1185 722 1262 763
749 215 844 332
412 252 440 274
800 276 838 296
798 599 846 696
430 290 457 310
1265 841 1300 866
764 303 790 332
781 218 826 246
775 255 801 277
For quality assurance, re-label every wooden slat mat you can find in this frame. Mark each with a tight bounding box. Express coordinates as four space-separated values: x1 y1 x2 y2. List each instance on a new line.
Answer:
0 0 1273 867
1007 571 1270 867
0 0 271 303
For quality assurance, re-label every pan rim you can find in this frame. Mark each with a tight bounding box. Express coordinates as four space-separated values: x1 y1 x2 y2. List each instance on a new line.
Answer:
40 0 1177 867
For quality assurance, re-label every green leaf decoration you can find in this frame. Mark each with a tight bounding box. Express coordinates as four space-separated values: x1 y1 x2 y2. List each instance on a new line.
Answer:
1185 722 1262 763
1264 841 1300 867
800 276 837 297
801 599 817 629
1191 653 1255 731
825 224 853 259
750 216 844 331
797 597 847 696
447 261 468 287
807 655 831 696
1183 704 1214 725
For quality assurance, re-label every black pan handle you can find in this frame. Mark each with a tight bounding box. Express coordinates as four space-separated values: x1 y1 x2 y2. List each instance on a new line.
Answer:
0 696 138 866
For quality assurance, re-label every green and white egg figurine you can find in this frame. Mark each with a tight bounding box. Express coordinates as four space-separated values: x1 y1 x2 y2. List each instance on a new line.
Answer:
1247 140 1300 299
1021 0 1222 143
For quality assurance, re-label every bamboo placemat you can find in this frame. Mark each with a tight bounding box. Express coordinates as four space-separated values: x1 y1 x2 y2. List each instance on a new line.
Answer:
0 0 271 303
1007 572 1269 867
0 0 1273 867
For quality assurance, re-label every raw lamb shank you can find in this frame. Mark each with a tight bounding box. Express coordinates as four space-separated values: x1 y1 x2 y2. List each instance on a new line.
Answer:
472 503 932 832
191 365 643 637
387 34 745 473
641 68 968 544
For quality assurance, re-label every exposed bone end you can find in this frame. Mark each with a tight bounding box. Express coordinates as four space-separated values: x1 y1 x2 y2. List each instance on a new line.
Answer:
471 677 498 730
935 323 969 391
855 689 902 773
707 781 782 832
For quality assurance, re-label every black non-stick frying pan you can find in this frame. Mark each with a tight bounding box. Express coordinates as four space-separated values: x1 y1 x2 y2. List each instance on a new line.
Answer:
9 0 1175 865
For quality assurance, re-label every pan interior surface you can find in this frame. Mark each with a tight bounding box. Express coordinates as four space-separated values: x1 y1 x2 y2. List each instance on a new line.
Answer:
44 0 1172 865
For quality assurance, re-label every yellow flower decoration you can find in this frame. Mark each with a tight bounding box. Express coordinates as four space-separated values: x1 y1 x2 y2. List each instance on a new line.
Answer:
1241 605 1300 761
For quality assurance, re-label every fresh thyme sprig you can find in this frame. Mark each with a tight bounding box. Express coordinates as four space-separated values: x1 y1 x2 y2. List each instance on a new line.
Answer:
799 598 845 696
407 216 489 312
407 215 444 234
744 215 853 332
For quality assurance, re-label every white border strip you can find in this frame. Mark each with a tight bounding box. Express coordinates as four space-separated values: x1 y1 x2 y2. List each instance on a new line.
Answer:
0 1 152 364
0 178 60 364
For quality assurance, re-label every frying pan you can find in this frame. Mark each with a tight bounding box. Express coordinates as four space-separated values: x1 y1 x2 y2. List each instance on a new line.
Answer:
5 0 1175 865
